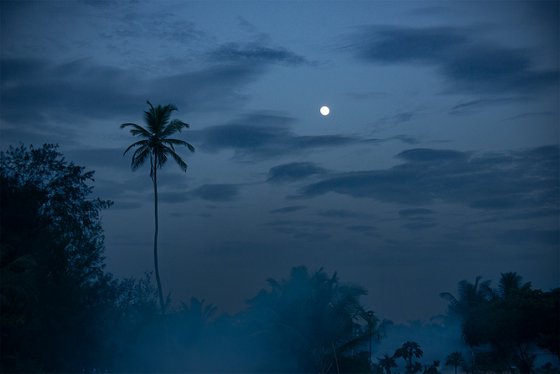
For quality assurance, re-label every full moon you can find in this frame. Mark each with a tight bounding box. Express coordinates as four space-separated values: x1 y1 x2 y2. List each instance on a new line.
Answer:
320 106 330 116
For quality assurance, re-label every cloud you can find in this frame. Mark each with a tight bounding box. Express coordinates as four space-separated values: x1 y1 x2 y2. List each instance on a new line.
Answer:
505 111 557 121
348 26 559 96
402 222 436 231
263 220 331 241
396 148 468 162
190 184 239 202
158 191 191 204
66 148 131 171
450 97 525 115
192 112 373 159
0 57 264 144
300 145 559 210
499 229 559 246
270 206 307 214
267 162 327 183
208 42 308 65
399 208 435 217
317 209 373 219
346 225 376 236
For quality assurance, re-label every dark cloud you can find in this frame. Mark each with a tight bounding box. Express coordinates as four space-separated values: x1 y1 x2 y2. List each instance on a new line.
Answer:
0 57 263 143
353 26 467 64
499 229 559 246
396 148 468 163
270 206 307 214
110 201 143 210
192 112 372 159
190 184 239 202
317 209 373 219
389 135 420 145
402 222 436 231
159 191 191 204
346 225 376 236
399 208 435 217
208 42 307 65
66 148 130 171
505 111 557 121
349 26 559 95
263 220 331 241
0 58 143 126
301 145 559 210
267 162 327 183
450 97 525 115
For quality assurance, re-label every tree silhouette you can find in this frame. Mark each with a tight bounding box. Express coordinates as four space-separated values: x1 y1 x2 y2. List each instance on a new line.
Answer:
247 266 376 373
0 144 114 371
377 354 397 374
445 352 465 374
497 271 532 299
439 276 493 318
443 273 560 373
394 341 423 374
121 101 194 314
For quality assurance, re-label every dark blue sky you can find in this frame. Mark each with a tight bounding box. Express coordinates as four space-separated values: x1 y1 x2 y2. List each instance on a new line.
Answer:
1 0 558 322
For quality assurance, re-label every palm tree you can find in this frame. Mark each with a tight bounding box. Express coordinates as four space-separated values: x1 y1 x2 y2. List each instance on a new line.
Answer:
394 341 423 374
121 101 194 314
440 276 493 318
498 272 532 299
445 352 465 374
377 354 397 374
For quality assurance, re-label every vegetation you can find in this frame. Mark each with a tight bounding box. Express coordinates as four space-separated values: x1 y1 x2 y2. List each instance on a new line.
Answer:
445 352 465 374
1 143 559 373
121 101 195 315
394 341 423 374
0 144 113 371
441 273 560 373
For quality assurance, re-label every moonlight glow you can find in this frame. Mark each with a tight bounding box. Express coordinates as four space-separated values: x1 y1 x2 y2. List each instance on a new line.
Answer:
320 106 330 116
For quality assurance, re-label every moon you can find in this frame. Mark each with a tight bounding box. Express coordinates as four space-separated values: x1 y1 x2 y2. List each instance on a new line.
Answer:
320 106 330 116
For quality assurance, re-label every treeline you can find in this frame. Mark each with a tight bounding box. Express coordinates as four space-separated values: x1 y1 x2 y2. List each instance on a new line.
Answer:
0 144 558 373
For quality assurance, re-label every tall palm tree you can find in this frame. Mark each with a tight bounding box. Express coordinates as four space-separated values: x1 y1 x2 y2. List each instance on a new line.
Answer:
445 351 465 374
121 101 194 314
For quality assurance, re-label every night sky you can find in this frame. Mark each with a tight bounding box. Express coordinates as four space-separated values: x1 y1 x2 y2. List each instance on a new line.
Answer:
1 0 558 323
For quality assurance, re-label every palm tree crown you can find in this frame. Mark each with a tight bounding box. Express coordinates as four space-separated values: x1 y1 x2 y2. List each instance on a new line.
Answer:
121 101 194 175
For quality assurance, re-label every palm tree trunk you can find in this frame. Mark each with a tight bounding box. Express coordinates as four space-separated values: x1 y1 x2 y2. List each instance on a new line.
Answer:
152 154 166 315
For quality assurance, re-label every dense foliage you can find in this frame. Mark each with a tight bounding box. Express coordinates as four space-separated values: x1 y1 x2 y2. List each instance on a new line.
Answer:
1 144 558 373
0 144 114 371
441 273 560 373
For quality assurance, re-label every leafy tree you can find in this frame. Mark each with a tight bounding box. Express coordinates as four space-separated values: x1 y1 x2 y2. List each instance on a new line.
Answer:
121 101 194 314
442 273 560 373
445 352 465 374
246 266 376 373
0 144 113 372
394 341 423 374
378 354 397 374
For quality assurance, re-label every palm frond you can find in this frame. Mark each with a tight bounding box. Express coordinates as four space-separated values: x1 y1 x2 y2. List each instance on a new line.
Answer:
162 144 187 171
154 147 169 169
161 119 189 137
120 123 152 138
123 139 149 155
131 146 150 171
155 104 176 131
163 138 195 153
